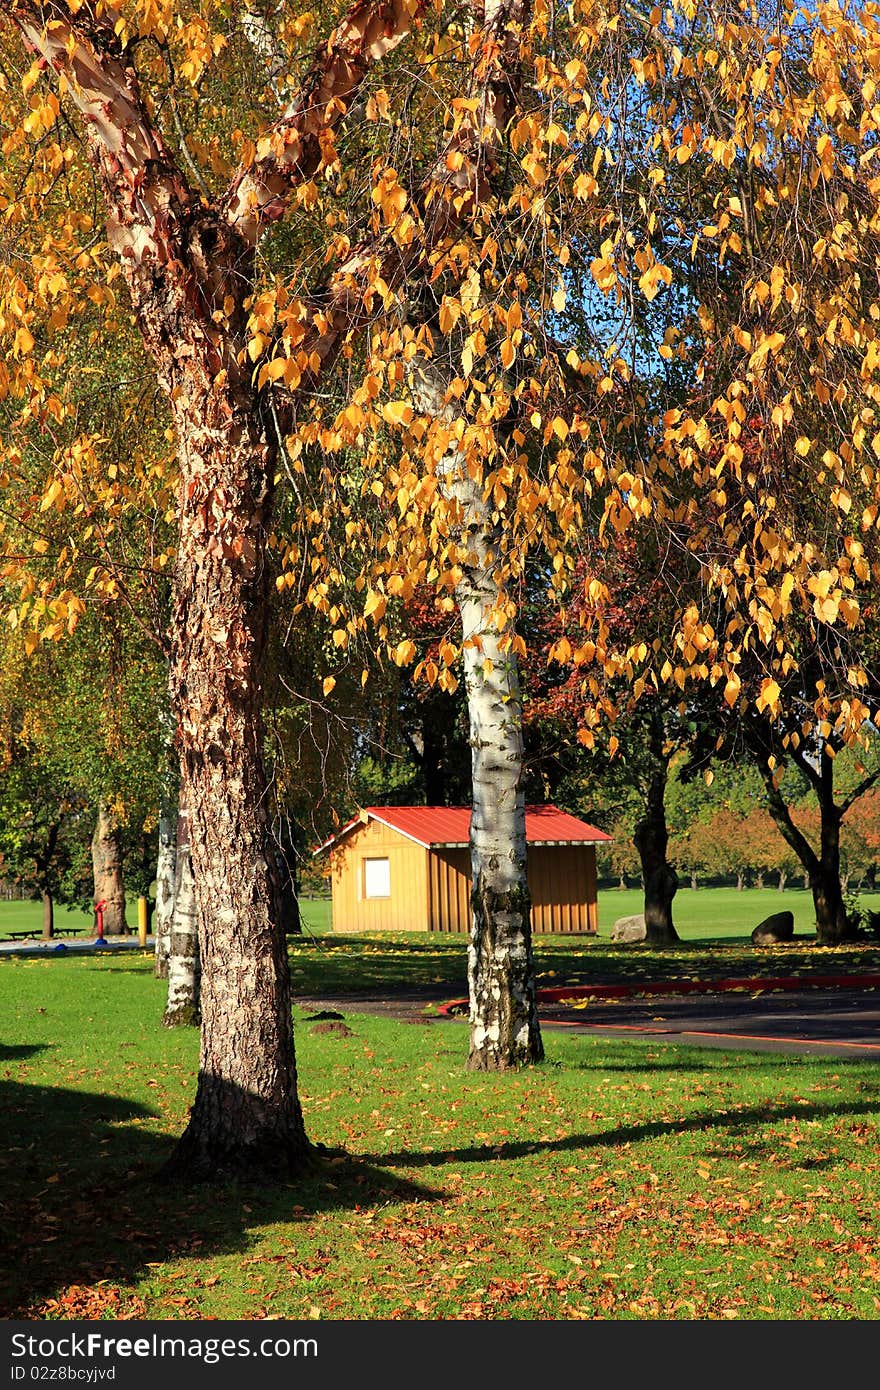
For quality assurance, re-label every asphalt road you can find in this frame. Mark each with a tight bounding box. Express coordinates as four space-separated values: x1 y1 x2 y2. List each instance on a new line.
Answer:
537 987 880 1059
297 985 880 1060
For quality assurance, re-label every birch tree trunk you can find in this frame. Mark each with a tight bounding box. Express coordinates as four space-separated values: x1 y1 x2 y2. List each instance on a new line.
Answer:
163 802 200 1028
411 361 542 1070
91 800 128 935
153 811 176 980
154 703 178 979
461 563 543 1070
7 0 453 1175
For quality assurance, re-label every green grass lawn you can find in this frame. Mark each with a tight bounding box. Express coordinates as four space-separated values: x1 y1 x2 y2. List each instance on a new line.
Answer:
0 901 95 938
1 951 880 1320
5 884 879 944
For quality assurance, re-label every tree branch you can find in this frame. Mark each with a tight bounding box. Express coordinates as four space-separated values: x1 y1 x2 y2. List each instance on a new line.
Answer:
223 0 427 246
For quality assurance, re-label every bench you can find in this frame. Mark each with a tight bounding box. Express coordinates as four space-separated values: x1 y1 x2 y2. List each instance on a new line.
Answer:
5 927 84 941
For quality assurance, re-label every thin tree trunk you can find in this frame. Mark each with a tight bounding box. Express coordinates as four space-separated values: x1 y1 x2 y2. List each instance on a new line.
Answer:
778 869 788 891
633 707 679 945
690 871 698 891
411 360 542 1070
755 871 764 890
461 586 542 1071
153 812 176 980
154 704 178 979
756 745 855 944
91 800 128 935
736 870 745 891
273 821 302 936
163 802 200 1028
41 890 54 940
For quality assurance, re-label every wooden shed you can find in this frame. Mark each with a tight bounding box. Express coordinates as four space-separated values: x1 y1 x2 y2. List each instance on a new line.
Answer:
314 805 611 935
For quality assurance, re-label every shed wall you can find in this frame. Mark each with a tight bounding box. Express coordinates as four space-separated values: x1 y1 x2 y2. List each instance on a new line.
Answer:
328 819 428 932
328 823 599 935
528 845 597 933
427 849 471 932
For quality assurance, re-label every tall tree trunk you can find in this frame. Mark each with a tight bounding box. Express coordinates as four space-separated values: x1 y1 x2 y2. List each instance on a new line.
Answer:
163 801 200 1028
461 585 543 1071
812 784 852 943
91 800 128 935
411 361 542 1070
163 375 308 1179
758 746 855 945
41 890 54 940
153 811 176 980
633 707 679 945
274 821 301 936
154 707 178 980
9 0 434 1184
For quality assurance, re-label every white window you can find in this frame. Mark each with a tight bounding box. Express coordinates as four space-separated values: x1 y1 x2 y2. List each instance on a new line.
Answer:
363 857 391 899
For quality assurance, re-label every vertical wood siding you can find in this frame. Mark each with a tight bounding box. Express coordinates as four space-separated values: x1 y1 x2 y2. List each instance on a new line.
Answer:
526 845 597 933
329 819 428 932
329 824 599 934
428 849 471 931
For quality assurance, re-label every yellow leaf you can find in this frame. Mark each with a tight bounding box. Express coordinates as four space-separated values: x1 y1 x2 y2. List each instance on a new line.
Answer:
24 632 39 657
363 589 387 620
322 676 336 697
382 401 413 428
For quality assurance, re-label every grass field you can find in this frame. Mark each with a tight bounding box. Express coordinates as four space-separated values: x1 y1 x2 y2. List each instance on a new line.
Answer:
2 948 880 1320
5 884 880 942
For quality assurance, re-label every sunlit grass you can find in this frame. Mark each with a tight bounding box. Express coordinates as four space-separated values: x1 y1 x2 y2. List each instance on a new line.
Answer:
1 952 879 1320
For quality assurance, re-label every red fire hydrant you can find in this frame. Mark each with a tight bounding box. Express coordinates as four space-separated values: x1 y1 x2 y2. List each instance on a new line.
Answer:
94 899 107 943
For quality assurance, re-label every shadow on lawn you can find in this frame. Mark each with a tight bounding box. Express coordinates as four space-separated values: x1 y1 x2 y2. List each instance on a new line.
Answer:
0 1044 47 1060
0 1077 438 1317
366 1096 880 1171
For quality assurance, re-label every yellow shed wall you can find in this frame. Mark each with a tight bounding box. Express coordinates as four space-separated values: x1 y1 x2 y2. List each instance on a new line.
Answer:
427 849 471 932
328 819 429 932
527 845 598 933
328 826 598 935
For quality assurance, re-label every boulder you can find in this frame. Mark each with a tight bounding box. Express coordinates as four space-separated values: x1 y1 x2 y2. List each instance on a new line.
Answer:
611 913 647 944
751 910 795 945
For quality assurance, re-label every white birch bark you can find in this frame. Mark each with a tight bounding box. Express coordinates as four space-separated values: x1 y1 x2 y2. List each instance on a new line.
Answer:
153 812 176 980
163 803 201 1028
410 361 542 1069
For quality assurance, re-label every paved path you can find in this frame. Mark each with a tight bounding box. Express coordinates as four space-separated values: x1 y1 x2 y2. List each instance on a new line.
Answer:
296 983 880 1060
0 936 153 956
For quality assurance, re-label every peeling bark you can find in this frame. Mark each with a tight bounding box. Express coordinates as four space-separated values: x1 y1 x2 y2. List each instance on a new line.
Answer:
8 0 428 1180
91 800 128 936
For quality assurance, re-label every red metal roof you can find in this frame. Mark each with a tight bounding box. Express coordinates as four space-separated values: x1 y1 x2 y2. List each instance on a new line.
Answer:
314 804 611 854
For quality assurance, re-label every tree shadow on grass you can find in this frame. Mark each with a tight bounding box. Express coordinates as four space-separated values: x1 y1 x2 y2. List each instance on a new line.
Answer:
0 1044 47 1061
362 1096 880 1172
0 1077 439 1318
